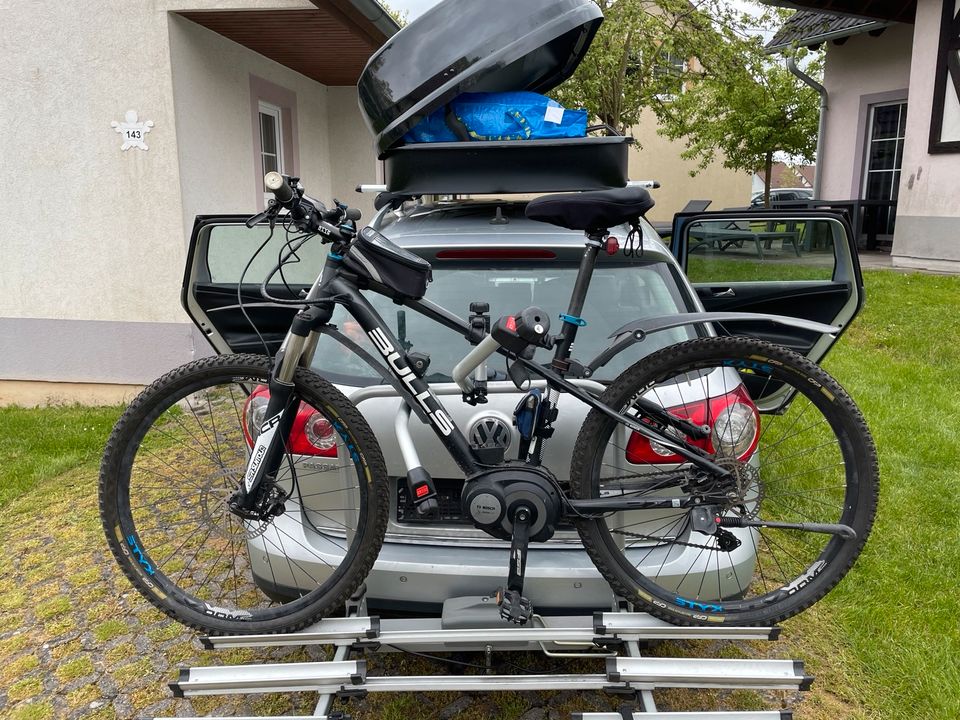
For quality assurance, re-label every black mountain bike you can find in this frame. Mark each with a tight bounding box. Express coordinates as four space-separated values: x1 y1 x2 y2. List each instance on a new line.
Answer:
100 173 878 634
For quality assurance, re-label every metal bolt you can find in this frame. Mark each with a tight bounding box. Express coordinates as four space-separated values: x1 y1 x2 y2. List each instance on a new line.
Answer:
399 576 407 583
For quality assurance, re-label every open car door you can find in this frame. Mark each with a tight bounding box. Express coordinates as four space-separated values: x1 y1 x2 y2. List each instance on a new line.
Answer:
669 210 864 365
182 215 323 355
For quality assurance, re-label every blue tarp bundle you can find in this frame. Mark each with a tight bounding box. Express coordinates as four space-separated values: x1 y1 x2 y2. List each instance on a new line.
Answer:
404 91 588 143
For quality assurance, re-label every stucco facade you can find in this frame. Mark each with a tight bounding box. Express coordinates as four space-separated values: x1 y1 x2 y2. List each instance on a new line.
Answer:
892 0 960 271
628 108 753 220
0 0 383 401
819 23 914 200
799 1 960 272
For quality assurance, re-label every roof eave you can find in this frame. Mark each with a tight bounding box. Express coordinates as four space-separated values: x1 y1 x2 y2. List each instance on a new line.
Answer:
765 19 892 52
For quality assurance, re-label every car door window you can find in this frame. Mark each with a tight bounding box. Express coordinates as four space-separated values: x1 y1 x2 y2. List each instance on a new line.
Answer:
684 218 837 283
207 224 325 286
668 211 861 371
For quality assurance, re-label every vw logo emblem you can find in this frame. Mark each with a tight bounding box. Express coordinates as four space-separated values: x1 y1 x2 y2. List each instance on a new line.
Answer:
468 416 512 450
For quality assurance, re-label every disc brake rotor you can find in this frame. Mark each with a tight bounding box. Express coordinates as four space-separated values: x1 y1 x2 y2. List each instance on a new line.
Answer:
200 466 272 539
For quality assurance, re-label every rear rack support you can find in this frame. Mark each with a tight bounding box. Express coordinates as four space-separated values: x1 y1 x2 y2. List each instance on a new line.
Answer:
156 586 807 720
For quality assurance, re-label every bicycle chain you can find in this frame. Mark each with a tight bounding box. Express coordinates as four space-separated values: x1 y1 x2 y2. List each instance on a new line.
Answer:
610 526 719 552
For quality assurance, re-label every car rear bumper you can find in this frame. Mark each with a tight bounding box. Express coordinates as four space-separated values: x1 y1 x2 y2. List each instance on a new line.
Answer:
249 512 759 613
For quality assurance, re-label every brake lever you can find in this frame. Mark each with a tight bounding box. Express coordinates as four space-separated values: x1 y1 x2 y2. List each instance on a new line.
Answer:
245 209 271 228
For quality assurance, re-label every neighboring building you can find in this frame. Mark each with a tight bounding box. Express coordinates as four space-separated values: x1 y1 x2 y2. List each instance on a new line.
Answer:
751 162 815 195
0 1 397 404
768 0 960 272
629 108 753 219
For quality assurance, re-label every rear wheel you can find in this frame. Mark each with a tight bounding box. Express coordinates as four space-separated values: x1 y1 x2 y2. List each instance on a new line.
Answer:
570 337 878 626
99 354 388 635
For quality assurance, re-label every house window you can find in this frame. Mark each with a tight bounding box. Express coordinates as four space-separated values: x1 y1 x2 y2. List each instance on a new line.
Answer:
258 101 284 206
653 52 686 99
250 76 299 210
862 101 907 236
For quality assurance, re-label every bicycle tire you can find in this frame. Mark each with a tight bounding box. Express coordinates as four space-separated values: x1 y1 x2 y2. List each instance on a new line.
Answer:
99 354 389 635
570 336 878 626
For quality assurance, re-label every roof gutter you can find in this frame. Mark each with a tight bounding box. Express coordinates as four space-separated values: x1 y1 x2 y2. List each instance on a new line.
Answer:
786 56 827 199
346 0 401 38
765 20 891 53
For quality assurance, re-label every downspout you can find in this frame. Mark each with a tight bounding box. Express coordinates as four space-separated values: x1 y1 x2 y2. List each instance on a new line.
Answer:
787 56 827 199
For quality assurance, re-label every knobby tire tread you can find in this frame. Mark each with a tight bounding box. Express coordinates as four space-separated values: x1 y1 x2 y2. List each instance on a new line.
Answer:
99 353 389 635
570 336 879 626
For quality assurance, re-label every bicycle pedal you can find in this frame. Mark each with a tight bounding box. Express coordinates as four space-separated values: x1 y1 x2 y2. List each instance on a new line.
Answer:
495 587 533 625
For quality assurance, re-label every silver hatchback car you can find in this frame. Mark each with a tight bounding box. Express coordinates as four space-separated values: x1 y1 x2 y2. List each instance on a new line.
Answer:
183 199 863 613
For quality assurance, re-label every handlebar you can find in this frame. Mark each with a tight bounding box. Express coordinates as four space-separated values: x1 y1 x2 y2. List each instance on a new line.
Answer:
247 173 361 243
264 171 294 204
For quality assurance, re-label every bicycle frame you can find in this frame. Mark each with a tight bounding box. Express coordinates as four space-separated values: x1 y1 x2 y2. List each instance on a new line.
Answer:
241 234 732 516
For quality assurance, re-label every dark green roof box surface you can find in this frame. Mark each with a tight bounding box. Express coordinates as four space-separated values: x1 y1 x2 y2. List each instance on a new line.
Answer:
357 0 604 156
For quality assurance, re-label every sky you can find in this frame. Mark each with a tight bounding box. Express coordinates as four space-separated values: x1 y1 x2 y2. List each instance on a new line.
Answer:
388 0 780 41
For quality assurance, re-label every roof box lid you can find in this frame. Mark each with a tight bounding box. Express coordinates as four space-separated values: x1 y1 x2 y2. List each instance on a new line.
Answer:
358 0 603 156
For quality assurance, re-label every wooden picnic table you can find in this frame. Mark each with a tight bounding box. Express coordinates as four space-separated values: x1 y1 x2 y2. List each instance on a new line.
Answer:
689 226 801 260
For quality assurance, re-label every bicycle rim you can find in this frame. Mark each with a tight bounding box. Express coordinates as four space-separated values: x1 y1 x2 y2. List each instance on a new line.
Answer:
108 362 374 626
572 338 877 624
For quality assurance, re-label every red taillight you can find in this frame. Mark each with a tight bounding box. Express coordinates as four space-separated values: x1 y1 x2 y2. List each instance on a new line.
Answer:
625 386 759 464
242 385 338 457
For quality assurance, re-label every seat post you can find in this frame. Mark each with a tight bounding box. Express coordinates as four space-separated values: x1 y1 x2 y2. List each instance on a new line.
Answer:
551 230 604 373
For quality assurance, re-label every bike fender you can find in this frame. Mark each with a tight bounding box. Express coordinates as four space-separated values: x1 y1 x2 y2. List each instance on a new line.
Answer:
585 312 839 376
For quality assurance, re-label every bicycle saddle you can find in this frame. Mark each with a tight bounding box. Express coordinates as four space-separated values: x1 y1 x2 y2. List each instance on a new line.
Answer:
525 187 655 232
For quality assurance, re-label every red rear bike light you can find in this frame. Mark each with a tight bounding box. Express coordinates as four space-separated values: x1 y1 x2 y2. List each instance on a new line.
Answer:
625 386 760 464
242 385 338 457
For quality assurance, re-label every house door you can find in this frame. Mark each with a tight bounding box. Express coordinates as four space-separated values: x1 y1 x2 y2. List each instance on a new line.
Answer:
862 101 907 237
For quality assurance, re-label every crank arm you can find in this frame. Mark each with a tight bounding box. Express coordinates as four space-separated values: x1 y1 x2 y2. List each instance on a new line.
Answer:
720 517 857 540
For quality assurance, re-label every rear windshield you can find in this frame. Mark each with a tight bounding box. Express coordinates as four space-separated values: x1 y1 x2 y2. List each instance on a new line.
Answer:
311 260 695 385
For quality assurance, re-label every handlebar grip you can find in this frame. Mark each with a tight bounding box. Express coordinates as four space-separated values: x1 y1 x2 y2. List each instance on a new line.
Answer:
264 171 294 204
345 208 362 222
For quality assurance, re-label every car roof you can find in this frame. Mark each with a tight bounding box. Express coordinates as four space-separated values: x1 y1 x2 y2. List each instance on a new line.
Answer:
371 200 676 263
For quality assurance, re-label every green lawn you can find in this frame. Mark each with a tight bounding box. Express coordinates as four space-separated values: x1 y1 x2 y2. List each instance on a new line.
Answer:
802 268 960 718
1 268 958 718
0 404 123 508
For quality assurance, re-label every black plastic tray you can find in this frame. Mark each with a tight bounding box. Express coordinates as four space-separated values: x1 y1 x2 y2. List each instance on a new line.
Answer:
383 136 633 195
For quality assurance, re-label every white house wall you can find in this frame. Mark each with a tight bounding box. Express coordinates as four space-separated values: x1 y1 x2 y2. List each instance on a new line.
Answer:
819 23 914 201
0 1 193 391
0 1 377 396
168 13 335 268
893 0 960 271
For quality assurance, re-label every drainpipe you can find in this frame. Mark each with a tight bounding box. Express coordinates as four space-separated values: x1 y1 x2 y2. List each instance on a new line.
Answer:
787 56 827 200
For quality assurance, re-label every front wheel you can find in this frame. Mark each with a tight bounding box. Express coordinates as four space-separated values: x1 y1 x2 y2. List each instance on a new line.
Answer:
570 337 878 626
99 354 389 635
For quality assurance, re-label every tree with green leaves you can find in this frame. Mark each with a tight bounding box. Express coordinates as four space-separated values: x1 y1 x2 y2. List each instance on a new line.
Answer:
658 49 821 207
556 2 821 206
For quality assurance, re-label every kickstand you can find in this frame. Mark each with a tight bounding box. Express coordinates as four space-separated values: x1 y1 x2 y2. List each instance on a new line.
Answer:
496 506 533 624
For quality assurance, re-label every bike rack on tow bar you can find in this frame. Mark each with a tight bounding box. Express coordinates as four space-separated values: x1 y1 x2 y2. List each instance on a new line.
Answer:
156 586 810 720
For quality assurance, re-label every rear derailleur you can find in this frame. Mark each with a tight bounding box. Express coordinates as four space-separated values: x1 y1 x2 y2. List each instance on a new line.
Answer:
689 504 742 552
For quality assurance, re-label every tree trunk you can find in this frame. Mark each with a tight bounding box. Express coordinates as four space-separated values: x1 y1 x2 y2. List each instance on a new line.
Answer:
763 151 773 208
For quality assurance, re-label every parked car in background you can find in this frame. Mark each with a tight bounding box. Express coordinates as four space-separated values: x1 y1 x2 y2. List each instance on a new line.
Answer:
183 198 863 613
750 188 814 206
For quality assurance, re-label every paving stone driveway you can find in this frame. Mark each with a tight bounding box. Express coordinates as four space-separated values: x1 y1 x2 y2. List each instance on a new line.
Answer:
0 468 834 720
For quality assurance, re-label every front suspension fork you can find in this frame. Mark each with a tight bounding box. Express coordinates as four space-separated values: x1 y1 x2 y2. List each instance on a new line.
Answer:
235 316 326 511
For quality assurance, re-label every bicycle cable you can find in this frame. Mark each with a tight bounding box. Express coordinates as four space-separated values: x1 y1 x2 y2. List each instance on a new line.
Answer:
237 222 278 358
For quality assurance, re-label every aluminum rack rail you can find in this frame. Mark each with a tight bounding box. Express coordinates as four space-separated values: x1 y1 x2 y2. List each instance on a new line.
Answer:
156 589 809 720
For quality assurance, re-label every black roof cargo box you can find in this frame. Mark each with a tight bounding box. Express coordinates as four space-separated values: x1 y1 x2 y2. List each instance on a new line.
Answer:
358 0 603 156
357 0 635 196
383 136 634 195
